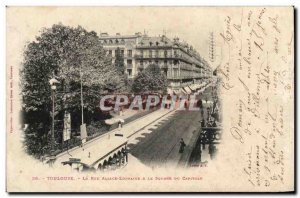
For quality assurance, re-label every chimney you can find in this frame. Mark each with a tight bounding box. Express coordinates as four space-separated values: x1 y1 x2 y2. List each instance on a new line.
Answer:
135 32 142 36
100 32 109 37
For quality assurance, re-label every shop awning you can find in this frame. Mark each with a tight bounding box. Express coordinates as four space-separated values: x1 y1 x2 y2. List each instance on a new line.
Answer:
183 86 192 94
167 88 173 95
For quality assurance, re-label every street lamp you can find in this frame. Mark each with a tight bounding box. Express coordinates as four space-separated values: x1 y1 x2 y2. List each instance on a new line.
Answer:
80 65 87 144
49 77 60 157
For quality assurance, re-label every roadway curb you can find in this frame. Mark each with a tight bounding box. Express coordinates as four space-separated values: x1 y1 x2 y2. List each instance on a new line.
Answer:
56 109 173 158
127 109 175 139
177 129 201 168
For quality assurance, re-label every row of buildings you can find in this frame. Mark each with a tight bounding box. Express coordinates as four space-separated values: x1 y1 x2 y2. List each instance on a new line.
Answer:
99 32 213 93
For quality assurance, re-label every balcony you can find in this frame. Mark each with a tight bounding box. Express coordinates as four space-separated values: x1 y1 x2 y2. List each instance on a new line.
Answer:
135 54 173 59
167 76 181 80
134 54 143 58
160 64 168 69
167 75 195 80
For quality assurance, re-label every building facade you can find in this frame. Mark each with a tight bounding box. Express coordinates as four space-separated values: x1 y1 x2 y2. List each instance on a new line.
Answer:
99 32 212 91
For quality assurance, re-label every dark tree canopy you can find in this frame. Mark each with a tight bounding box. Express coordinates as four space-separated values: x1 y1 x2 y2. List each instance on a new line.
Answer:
21 24 124 157
132 64 168 94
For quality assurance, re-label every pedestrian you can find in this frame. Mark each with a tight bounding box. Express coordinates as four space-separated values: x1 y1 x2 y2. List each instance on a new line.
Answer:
184 100 188 109
201 118 205 127
201 108 204 118
179 138 186 153
118 120 122 129
207 107 211 118
212 120 217 127
197 99 203 108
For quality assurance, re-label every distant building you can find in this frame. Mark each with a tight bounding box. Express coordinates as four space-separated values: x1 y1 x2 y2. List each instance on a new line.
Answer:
99 32 212 92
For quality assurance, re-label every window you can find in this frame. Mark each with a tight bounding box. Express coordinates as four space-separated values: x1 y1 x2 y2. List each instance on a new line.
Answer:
164 50 168 57
174 50 178 56
173 69 178 77
109 39 113 44
149 42 153 46
127 50 132 57
140 60 144 66
115 39 119 43
163 69 168 76
121 50 124 56
155 60 159 64
155 50 159 57
140 50 144 58
127 59 132 65
156 42 159 46
149 50 153 58
127 69 132 76
108 50 112 55
164 60 167 66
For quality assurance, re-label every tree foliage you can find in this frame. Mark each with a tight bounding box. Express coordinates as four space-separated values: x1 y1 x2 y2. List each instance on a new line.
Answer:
132 64 168 94
21 24 124 158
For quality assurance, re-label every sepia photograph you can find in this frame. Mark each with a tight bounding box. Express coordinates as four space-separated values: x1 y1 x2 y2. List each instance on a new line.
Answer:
6 6 294 192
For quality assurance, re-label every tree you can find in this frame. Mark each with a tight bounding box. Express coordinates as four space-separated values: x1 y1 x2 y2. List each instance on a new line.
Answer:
114 47 125 74
21 24 124 158
132 64 168 94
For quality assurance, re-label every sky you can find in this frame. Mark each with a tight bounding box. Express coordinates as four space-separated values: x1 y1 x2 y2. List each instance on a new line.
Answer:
7 7 229 69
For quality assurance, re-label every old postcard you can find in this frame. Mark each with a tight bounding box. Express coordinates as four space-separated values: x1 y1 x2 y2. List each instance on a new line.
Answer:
6 6 294 192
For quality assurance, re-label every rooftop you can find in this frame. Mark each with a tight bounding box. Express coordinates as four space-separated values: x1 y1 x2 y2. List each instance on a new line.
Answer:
99 32 211 68
99 32 142 39
137 35 173 47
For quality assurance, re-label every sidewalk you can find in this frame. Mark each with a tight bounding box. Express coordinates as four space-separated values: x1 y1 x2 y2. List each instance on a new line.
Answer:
117 109 173 138
109 109 140 121
55 109 174 167
106 108 159 131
